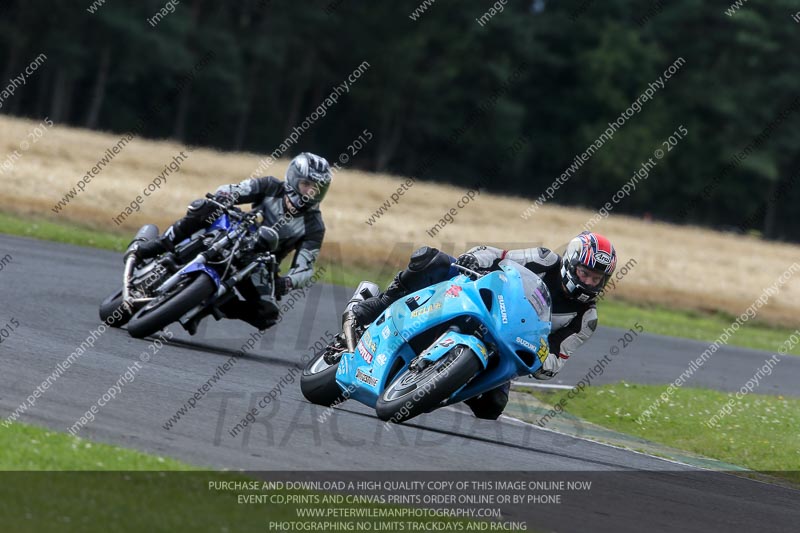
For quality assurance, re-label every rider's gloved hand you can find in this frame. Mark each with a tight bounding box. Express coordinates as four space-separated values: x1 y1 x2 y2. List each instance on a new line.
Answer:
213 190 233 204
455 253 480 271
275 276 293 298
533 352 567 380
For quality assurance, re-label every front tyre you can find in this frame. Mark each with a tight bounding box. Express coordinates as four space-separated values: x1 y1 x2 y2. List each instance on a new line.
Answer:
375 345 482 423
301 349 347 407
127 274 215 339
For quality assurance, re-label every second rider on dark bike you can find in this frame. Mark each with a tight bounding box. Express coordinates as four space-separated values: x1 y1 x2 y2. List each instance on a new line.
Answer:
131 152 332 332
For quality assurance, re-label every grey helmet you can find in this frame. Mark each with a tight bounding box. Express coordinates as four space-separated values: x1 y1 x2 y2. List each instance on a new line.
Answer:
285 152 332 210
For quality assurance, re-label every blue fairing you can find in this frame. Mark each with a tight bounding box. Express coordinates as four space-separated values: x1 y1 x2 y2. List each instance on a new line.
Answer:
209 214 233 232
181 262 222 287
174 214 233 248
336 259 552 408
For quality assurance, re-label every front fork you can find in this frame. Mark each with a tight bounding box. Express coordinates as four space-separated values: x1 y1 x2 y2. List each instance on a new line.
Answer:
180 255 276 324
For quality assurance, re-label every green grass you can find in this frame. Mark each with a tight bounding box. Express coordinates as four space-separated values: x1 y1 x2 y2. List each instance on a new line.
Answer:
0 422 487 532
0 422 290 533
523 383 800 484
3 210 799 355
0 421 192 471
0 211 129 252
599 299 800 355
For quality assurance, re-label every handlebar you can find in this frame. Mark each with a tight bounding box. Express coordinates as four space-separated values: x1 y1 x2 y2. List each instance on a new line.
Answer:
453 263 486 280
204 192 251 222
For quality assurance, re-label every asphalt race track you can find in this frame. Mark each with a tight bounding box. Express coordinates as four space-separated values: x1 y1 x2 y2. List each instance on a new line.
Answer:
1 234 798 532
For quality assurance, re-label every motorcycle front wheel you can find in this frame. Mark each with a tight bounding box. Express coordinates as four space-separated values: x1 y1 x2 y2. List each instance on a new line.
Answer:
126 274 215 339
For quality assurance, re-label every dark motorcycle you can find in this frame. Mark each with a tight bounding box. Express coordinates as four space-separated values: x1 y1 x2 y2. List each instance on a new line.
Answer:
99 194 280 338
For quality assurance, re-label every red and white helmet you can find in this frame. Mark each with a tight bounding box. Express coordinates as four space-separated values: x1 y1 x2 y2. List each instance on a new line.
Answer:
561 232 617 301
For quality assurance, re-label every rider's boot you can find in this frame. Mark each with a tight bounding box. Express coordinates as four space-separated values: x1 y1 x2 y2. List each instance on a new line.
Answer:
464 381 510 420
182 313 203 336
351 271 409 327
352 246 454 327
135 231 176 260
134 199 215 260
219 298 280 330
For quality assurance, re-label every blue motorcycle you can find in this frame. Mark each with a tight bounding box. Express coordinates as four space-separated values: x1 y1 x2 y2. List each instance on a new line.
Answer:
99 194 280 339
300 259 552 423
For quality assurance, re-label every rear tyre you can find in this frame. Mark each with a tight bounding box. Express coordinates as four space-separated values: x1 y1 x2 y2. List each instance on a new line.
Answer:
301 349 347 407
127 274 215 339
375 345 482 423
99 288 134 327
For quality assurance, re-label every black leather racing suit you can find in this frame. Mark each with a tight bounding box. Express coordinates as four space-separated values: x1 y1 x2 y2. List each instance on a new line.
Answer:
164 176 325 329
463 245 598 419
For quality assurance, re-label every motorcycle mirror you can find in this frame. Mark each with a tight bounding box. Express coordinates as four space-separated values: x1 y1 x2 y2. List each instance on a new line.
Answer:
257 226 279 252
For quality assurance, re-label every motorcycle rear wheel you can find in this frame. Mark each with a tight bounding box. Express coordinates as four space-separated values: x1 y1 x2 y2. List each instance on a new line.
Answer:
300 348 348 407
99 287 135 327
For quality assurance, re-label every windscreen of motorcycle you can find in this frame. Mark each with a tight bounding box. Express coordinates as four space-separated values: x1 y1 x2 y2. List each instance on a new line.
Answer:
498 259 552 323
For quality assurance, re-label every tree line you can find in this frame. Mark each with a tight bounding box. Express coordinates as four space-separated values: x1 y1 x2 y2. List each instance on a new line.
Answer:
1 0 798 240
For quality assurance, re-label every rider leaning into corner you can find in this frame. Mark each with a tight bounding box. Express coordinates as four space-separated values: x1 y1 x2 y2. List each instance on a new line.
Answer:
351 231 618 420
130 152 332 333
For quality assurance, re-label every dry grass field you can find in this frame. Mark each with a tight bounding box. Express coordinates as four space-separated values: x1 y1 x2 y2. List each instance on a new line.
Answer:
2 115 799 326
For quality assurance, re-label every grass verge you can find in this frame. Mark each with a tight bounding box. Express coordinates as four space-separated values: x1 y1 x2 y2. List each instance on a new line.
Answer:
599 298 800 354
522 383 800 484
0 422 486 532
0 422 283 533
2 210 798 355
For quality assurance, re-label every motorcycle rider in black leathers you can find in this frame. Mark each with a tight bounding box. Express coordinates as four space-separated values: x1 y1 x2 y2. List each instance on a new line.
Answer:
132 152 332 332
351 231 618 419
